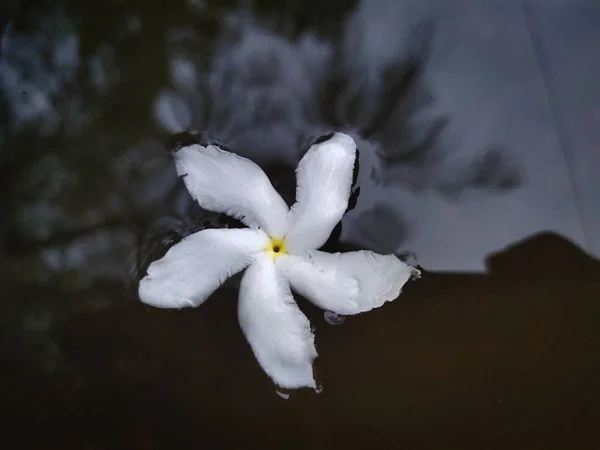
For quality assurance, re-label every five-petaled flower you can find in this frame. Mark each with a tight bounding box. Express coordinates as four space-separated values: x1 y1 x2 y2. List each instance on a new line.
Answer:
139 132 420 390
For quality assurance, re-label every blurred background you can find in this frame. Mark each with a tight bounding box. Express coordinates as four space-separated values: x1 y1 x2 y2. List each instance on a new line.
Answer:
1 0 599 448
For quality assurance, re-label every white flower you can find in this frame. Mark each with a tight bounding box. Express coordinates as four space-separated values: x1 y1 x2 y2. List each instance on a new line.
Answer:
138 132 420 390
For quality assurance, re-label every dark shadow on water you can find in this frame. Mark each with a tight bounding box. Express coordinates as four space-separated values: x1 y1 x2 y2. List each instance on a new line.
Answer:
3 232 598 449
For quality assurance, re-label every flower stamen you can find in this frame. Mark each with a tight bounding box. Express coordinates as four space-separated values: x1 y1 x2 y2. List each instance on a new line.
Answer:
266 237 287 258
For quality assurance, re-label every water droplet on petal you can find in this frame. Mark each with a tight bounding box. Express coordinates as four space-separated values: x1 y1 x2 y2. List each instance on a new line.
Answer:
276 390 290 400
410 267 422 280
324 311 345 325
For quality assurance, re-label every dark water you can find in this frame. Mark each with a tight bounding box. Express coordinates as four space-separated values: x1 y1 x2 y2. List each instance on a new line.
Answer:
2 1 600 448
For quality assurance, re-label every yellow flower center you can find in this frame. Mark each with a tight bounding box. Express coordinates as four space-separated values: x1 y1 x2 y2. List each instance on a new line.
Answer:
265 237 287 259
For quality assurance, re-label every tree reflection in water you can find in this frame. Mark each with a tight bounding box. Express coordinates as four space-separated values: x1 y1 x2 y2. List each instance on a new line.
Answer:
1 1 533 447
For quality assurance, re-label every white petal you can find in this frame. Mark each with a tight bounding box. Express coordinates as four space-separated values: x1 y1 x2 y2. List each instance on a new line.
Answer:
282 250 420 315
174 144 289 237
286 132 357 252
276 254 360 315
238 253 317 389
139 228 268 309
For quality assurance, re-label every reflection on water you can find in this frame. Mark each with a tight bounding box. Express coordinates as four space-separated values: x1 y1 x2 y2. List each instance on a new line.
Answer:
1 0 599 448
324 310 346 326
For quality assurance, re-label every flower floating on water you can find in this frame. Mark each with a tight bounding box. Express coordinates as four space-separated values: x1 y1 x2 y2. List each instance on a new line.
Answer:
139 132 420 389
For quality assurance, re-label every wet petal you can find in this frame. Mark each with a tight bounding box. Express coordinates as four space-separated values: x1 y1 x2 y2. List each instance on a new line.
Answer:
174 144 289 237
139 228 268 309
286 132 357 252
283 250 419 315
276 254 360 315
238 253 317 389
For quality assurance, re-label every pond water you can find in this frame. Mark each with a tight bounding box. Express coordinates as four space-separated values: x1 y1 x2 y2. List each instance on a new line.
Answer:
2 0 599 448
